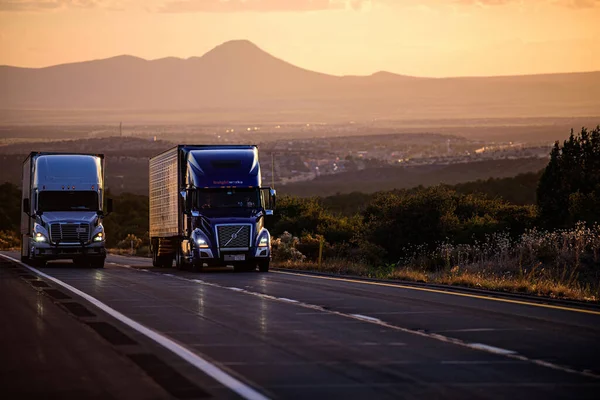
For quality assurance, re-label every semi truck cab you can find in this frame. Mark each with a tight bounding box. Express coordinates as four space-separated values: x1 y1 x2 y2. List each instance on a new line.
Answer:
20 152 112 268
149 145 276 272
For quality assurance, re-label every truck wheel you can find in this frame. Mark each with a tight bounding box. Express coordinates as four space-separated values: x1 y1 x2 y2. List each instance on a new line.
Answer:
20 241 29 263
160 256 173 268
90 259 105 269
152 246 168 268
175 247 186 270
234 263 255 272
29 258 46 268
191 262 203 272
258 261 270 273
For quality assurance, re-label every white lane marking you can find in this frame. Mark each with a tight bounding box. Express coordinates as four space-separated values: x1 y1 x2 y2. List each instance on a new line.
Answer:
121 267 600 381
369 311 452 315
441 361 521 365
227 287 244 292
467 343 516 355
350 314 382 323
439 328 533 333
278 298 299 303
0 254 269 400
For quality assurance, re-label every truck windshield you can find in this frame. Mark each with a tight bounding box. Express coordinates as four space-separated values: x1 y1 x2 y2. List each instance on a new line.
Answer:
38 191 99 212
196 189 260 209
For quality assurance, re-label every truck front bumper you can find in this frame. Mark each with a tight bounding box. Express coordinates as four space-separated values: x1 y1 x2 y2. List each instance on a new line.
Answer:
192 246 270 265
31 240 106 260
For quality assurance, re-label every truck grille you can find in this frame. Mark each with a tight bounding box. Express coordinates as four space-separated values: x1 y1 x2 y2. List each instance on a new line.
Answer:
49 223 90 244
216 225 251 249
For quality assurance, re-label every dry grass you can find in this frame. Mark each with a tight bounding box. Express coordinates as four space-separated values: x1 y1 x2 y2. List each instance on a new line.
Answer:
274 258 599 303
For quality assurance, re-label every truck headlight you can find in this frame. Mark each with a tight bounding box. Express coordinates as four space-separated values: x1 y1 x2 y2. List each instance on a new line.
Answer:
258 235 269 247
35 232 47 242
196 238 209 248
93 232 104 242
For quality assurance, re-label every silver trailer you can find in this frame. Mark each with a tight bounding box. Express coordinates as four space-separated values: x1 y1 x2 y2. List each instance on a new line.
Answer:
20 152 113 268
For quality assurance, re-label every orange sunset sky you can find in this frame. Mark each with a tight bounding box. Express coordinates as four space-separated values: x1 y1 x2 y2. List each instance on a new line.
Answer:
0 0 598 77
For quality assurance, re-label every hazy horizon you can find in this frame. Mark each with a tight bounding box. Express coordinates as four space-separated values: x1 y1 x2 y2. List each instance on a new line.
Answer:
1 0 598 78
2 39 600 80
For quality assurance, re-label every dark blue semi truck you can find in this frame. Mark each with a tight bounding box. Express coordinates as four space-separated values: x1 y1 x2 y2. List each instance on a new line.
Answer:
149 145 276 272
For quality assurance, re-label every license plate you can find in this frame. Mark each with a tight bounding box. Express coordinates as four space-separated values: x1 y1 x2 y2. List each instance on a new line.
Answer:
224 254 245 261
76 228 86 233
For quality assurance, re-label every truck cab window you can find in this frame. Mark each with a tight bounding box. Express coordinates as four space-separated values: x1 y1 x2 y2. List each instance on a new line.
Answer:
196 189 259 209
38 191 99 212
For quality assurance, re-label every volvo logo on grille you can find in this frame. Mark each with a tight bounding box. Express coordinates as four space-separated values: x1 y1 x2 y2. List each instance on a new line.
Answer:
231 233 238 239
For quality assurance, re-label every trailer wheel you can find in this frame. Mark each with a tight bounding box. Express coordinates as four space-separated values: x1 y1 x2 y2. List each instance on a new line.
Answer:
160 255 173 268
152 246 160 267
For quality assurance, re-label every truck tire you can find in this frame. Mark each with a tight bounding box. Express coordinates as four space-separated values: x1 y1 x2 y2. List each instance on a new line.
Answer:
29 258 46 268
90 258 105 269
20 241 29 263
234 263 255 272
191 261 203 272
175 247 186 270
152 246 160 267
258 261 270 273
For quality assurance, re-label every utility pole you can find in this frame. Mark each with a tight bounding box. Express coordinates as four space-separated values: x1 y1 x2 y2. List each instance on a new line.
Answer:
119 122 122 137
271 152 275 189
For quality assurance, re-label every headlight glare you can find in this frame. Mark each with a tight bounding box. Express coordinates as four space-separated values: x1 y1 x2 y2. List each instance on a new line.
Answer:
258 235 269 247
196 238 209 248
35 232 46 242
93 232 104 242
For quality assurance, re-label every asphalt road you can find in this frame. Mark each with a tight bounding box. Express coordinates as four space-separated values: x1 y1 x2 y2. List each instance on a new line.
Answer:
2 251 599 400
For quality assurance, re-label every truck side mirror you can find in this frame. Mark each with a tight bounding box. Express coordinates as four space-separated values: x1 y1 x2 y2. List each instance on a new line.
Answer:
270 189 277 210
106 198 113 216
181 190 193 215
23 198 30 216
261 188 276 214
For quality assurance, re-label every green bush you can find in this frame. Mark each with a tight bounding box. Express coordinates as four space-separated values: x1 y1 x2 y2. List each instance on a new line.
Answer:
0 182 21 233
361 186 537 262
0 230 20 250
117 233 142 250
271 232 306 262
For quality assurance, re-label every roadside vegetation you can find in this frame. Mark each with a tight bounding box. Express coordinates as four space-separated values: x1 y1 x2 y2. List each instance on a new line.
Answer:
271 126 600 301
1 126 598 301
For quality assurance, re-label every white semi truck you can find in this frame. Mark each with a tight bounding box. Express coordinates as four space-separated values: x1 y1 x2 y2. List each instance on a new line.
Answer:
20 152 113 268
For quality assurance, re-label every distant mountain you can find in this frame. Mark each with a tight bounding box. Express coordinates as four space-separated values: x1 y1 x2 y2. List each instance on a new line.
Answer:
1 40 599 122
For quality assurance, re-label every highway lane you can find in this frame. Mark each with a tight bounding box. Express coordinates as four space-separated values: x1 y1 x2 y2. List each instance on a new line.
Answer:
3 251 600 399
0 256 215 400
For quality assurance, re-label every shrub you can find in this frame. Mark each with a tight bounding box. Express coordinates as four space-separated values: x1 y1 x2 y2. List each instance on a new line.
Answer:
0 230 20 250
271 232 306 262
117 234 142 250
